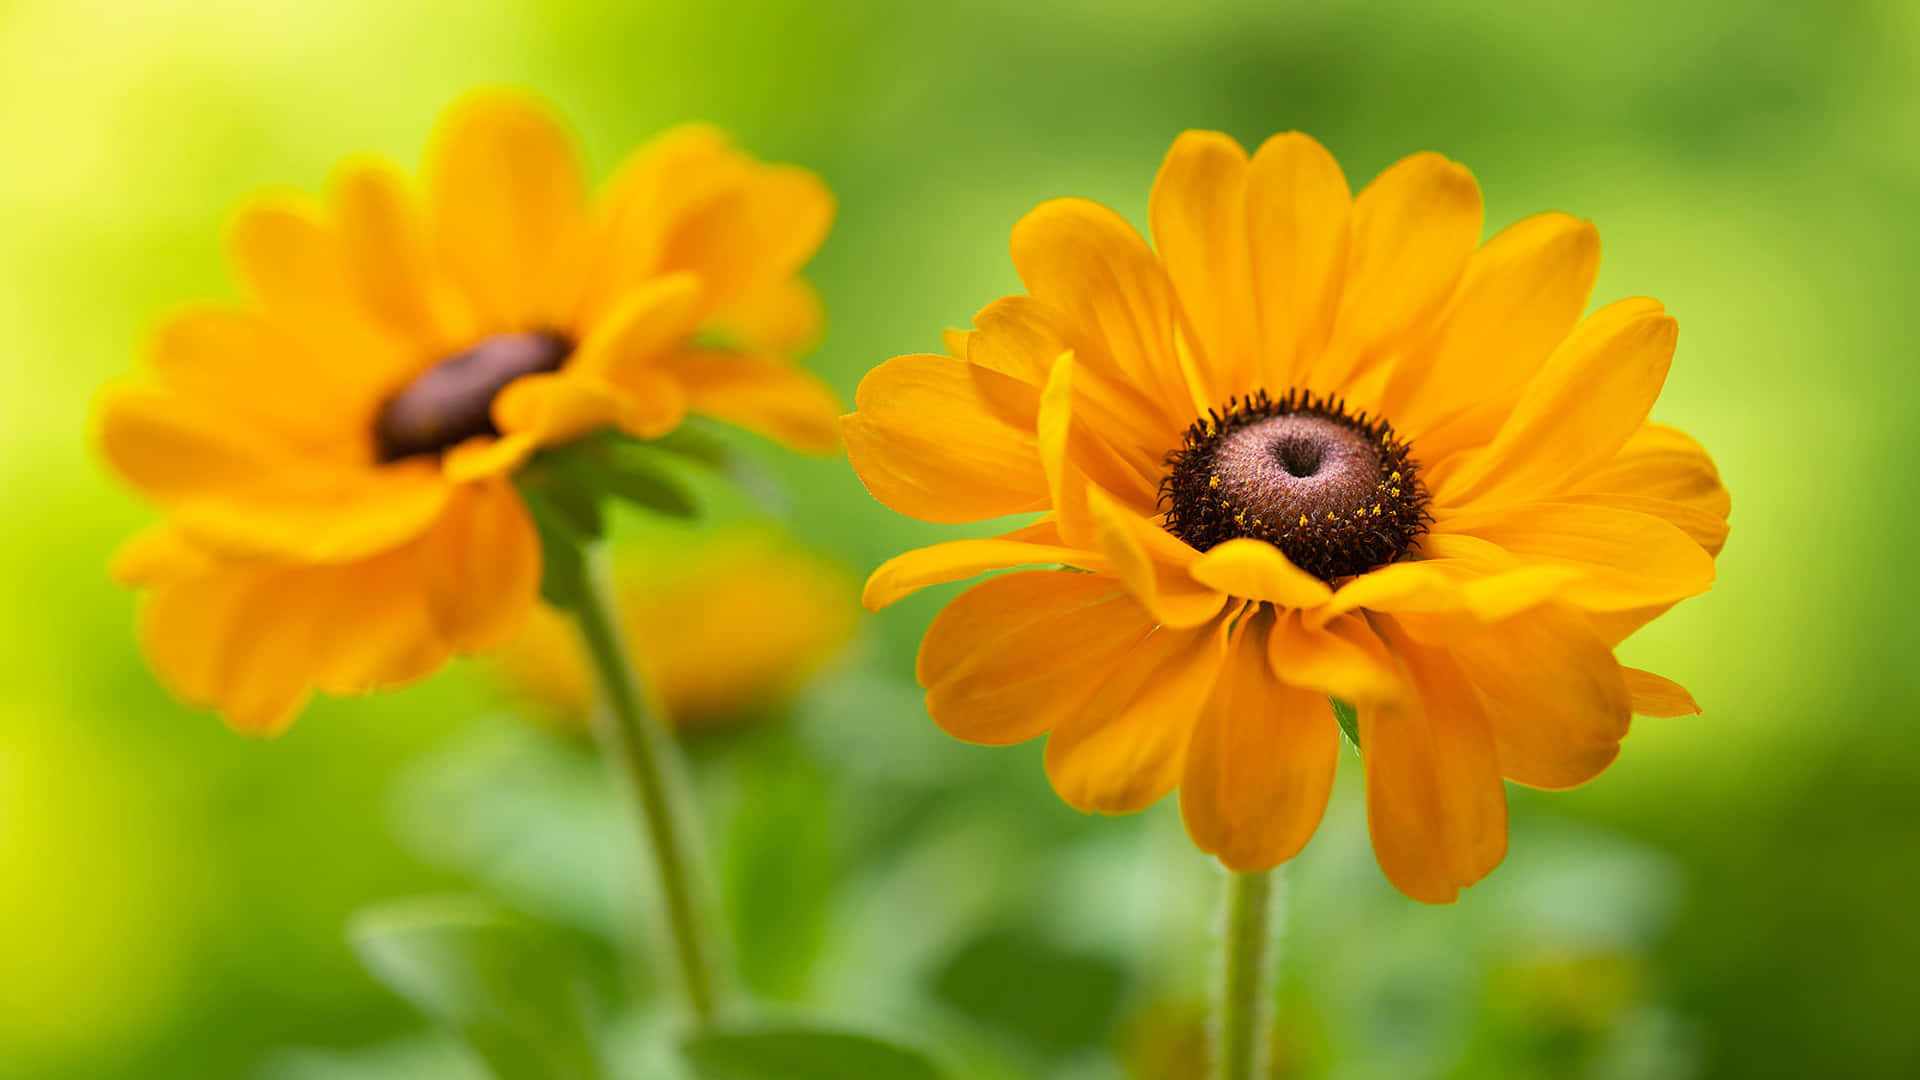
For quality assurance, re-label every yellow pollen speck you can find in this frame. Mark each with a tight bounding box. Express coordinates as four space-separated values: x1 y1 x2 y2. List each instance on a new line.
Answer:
1371 504 1382 516
1390 470 1402 482
1234 511 1247 525
1297 515 1309 527
1326 511 1337 521
1209 475 1220 489
1390 487 1401 497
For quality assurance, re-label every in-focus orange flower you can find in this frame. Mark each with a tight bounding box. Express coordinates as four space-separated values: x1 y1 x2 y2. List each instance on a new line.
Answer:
494 529 858 731
93 90 839 734
844 132 1727 902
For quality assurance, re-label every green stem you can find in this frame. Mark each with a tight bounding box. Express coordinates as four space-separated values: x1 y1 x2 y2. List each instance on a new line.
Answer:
1215 868 1277 1080
570 554 725 1026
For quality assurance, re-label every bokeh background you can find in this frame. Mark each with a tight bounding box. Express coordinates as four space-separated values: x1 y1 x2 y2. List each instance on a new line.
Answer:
4 0 1917 1077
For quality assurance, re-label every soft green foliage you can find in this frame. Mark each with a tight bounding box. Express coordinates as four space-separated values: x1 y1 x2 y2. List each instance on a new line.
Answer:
682 1024 946 1080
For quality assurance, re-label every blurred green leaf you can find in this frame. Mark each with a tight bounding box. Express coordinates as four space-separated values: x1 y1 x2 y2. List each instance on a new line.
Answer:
520 488 591 611
1332 698 1360 752
930 928 1127 1063
681 1024 945 1080
723 736 833 1001
349 896 606 1080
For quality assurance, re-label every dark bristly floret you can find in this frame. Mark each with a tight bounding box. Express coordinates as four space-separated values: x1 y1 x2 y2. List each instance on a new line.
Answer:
1159 389 1431 582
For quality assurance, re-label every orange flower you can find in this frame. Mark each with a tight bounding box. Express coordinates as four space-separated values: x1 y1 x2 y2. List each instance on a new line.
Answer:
495 530 858 731
844 132 1727 902
93 90 839 734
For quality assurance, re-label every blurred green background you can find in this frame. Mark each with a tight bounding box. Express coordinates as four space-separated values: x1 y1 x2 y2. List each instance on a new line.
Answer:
4 0 1917 1077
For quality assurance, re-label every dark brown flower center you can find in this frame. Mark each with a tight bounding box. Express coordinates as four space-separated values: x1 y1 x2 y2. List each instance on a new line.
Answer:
375 331 570 462
1159 390 1430 582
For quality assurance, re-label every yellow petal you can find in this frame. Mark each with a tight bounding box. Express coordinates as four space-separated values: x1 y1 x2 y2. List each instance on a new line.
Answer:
1267 609 1404 704
1011 198 1199 424
490 371 639 448
706 276 825 353
1087 486 1228 629
426 89 590 331
1623 667 1701 717
95 383 283 501
653 163 834 312
918 571 1150 746
1361 621 1508 903
1182 609 1339 871
841 352 1047 522
330 154 476 352
1243 132 1351 389
1188 538 1334 609
661 348 841 454
140 567 314 736
1313 152 1482 389
1438 299 1676 507
146 309 366 456
862 521 1091 611
311 542 452 695
1382 212 1600 437
1436 501 1715 612
422 478 540 652
1044 614 1233 814
1567 422 1730 555
568 272 706 381
1445 604 1630 790
110 526 215 586
1150 131 1257 395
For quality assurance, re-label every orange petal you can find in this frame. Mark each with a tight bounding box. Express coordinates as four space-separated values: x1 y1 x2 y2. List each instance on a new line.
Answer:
145 308 367 456
1438 298 1676 507
422 478 541 652
139 567 314 735
862 521 1091 611
1568 422 1730 555
1044 613 1234 814
918 571 1151 746
841 352 1048 522
568 272 707 382
95 383 283 502
1436 501 1715 613
1445 604 1631 790
1382 212 1600 437
1313 152 1482 389
1011 198 1199 425
310 543 452 696
1188 538 1334 609
1087 486 1228 629
1243 132 1351 389
1267 609 1404 704
706 276 825 353
426 89 590 331
653 163 834 312
161 460 453 565
1361 620 1508 903
491 372 636 449
1623 667 1701 717
1182 609 1340 871
1151 131 1257 396
110 526 215 587
330 154 476 352
660 348 841 454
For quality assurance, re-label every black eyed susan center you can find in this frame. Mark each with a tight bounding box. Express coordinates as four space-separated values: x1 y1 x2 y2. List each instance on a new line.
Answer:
1160 390 1430 582
375 331 571 461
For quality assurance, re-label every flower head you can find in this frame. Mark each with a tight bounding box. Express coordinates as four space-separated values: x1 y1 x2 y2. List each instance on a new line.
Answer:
94 90 839 733
494 530 858 731
844 132 1727 902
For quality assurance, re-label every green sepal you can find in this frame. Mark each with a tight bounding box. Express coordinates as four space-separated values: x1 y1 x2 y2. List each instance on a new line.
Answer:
1331 697 1361 753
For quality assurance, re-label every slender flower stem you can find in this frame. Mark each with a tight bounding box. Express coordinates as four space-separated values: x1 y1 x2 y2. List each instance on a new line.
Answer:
1214 868 1278 1080
570 555 725 1025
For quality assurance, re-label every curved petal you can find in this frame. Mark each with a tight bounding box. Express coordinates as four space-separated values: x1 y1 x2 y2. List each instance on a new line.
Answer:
426 89 591 331
1567 422 1730 555
1436 501 1716 612
1267 609 1404 704
312 542 453 695
158 460 453 564
660 348 841 454
1182 609 1340 871
841 352 1047 522
95 383 286 502
1010 198 1199 426
862 521 1092 611
1624 667 1701 717
1044 613 1234 814
1437 299 1676 507
1312 152 1482 390
1188 538 1334 609
1244 132 1351 389
1361 620 1509 904
330 154 476 353
1443 604 1631 790
653 163 834 312
1088 486 1228 629
706 276 825 353
1151 131 1257 396
1382 212 1601 437
139 566 315 735
146 309 367 456
422 478 540 652
568 272 706 382
918 570 1151 746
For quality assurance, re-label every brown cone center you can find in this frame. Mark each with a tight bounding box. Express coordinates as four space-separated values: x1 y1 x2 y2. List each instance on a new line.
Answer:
374 331 569 462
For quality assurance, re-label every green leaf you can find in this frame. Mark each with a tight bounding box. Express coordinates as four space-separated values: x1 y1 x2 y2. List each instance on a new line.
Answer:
723 736 833 1001
349 896 606 1080
930 928 1127 1062
681 1024 945 1080
519 488 590 611
1331 697 1361 753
